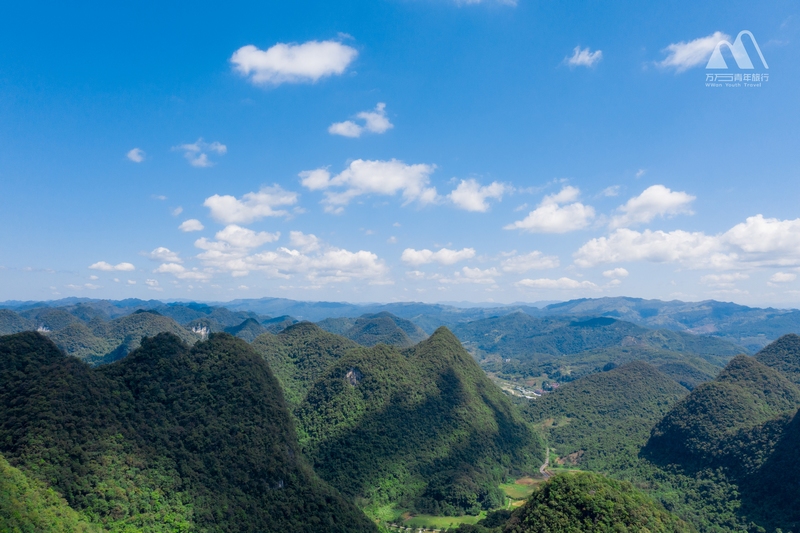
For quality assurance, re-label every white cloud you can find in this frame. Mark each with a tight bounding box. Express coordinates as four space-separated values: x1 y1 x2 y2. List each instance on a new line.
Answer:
517 277 599 290
179 219 205 232
195 230 387 283
127 280 136 285
300 159 437 213
603 267 629 278
145 247 182 263
448 179 508 212
329 103 393 138
155 263 212 281
173 138 227 168
127 148 145 163
289 231 321 252
440 266 499 285
609 185 695 229
574 228 727 269
401 247 476 266
145 279 163 291
328 121 362 138
172 207 183 216
770 272 797 283
89 261 135 272
505 186 595 233
658 31 730 72
565 46 603 67
230 40 358 86
601 186 620 197
214 225 280 248
387 236 397 244
204 185 298 224
501 251 560 273
575 215 800 270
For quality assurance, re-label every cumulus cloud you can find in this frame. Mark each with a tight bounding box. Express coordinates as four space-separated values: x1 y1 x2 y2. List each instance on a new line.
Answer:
173 138 227 168
770 272 797 283
603 267 629 278
204 185 298 224
230 40 358 86
300 159 437 213
517 277 599 290
609 185 695 229
658 31 729 72
401 247 476 266
89 261 135 272
145 279 162 291
145 247 182 263
501 251 560 273
565 46 603 67
127 148 145 163
214 224 280 248
329 103 393 138
505 186 595 233
448 179 508 212
195 230 387 283
179 219 205 232
575 215 800 270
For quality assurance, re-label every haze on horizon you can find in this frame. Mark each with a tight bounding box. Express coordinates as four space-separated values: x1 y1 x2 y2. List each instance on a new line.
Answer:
1 1 798 308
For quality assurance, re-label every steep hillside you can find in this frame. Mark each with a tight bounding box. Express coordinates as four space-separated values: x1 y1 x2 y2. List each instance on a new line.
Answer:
225 317 268 342
262 315 298 333
317 312 428 348
88 310 200 363
0 452 102 533
19 307 81 331
0 331 376 533
45 322 113 360
0 309 32 335
644 355 800 473
523 362 688 471
755 333 800 384
251 322 359 408
503 472 693 533
297 327 545 518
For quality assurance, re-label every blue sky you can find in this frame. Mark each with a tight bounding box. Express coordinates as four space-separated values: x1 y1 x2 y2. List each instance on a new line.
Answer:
1 0 799 306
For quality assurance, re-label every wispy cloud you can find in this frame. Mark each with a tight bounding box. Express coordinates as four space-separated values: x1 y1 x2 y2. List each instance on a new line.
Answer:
89 261 135 272
127 148 145 163
173 138 227 168
565 46 603 67
657 31 729 72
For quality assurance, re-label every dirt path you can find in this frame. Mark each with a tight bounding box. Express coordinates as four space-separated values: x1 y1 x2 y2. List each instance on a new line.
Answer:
539 447 551 479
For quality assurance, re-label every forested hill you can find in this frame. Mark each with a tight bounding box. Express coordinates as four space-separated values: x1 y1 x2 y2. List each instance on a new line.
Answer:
251 322 360 408
316 311 429 347
523 361 688 472
0 331 376 533
453 312 743 361
641 335 800 532
297 327 546 518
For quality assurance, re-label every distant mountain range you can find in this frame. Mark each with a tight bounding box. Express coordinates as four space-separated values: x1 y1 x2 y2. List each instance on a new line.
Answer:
4 295 799 351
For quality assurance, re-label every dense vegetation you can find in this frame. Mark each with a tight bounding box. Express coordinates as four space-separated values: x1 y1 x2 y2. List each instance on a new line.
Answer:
0 331 376 532
0 452 101 532
251 322 360 408
317 311 429 347
297 327 545 518
523 362 688 472
503 472 693 533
